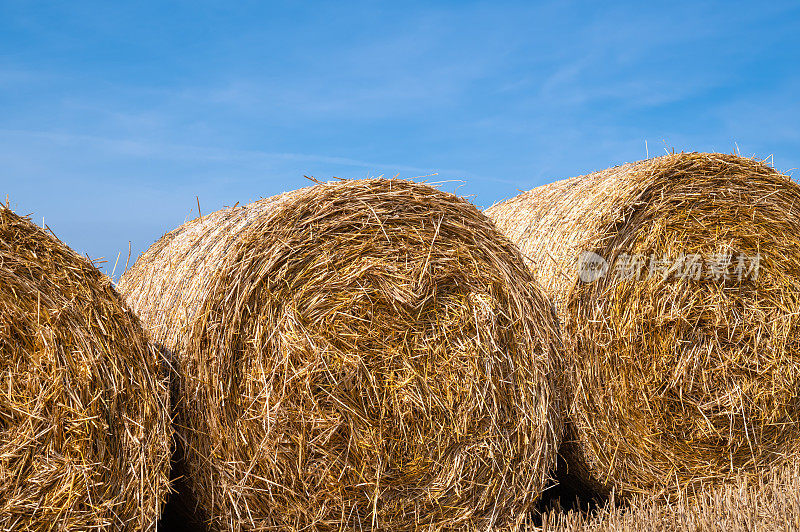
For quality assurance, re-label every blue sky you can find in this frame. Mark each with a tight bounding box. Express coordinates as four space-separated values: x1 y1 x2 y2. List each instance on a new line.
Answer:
2 1 799 277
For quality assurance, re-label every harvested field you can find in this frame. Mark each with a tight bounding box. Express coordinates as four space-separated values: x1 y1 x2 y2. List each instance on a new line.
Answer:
486 152 800 499
0 207 171 530
119 178 563 531
536 462 800 531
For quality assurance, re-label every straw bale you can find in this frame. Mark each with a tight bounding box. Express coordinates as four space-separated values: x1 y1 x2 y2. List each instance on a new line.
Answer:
119 178 563 531
486 152 800 497
0 207 171 530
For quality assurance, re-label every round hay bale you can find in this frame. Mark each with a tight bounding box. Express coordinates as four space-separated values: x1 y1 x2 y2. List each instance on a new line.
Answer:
119 178 563 531
486 152 800 497
0 207 171 530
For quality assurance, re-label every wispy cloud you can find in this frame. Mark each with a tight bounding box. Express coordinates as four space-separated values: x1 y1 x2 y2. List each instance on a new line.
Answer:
0 67 53 87
0 128 448 175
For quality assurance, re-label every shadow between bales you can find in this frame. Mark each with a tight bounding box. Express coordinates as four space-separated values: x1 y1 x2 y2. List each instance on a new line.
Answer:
157 443 208 532
156 347 209 532
530 437 612 528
